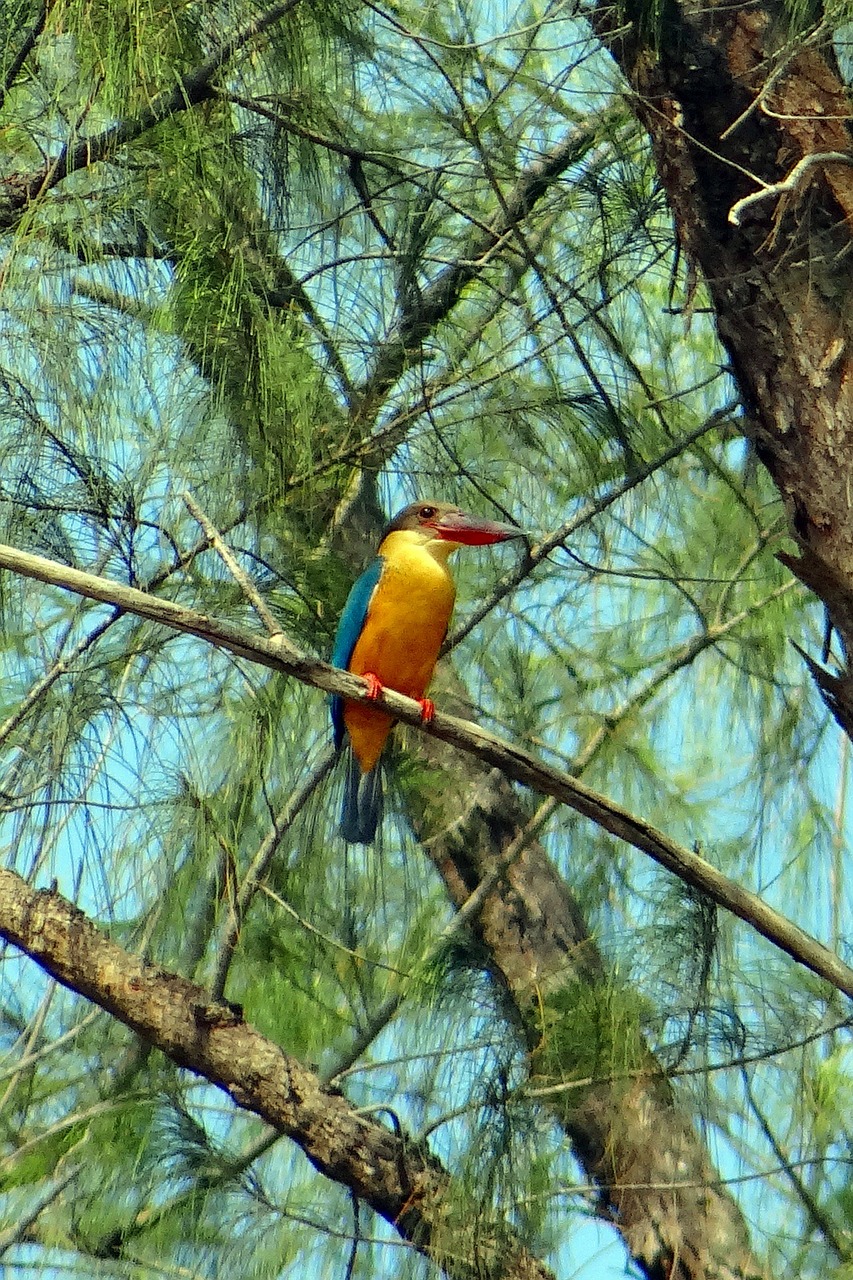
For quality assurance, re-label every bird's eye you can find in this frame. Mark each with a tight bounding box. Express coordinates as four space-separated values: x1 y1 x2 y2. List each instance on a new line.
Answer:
419 505 437 520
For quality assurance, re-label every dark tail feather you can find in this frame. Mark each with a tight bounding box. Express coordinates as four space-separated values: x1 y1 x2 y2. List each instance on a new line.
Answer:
340 745 383 844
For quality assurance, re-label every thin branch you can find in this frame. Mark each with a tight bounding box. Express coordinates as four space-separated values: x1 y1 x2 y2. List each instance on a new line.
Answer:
0 1162 81 1255
468 549 788 902
0 868 556 1280
0 539 850 998
573 578 797 774
0 629 108 750
740 1067 845 1257
0 975 57 1113
0 501 257 753
0 1009 101 1084
0 2 47 107
207 751 336 1001
728 152 853 226
0 0 306 226
523 1014 853 1094
324 797 554 1085
448 409 733 650
182 491 281 638
353 121 603 420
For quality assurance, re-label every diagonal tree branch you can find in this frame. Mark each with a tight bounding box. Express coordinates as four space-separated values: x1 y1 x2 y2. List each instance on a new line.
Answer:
448 407 735 649
0 537 849 999
0 868 556 1280
0 0 305 227
353 122 607 423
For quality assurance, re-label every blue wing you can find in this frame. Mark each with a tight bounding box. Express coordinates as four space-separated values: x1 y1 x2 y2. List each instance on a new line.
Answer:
330 557 384 750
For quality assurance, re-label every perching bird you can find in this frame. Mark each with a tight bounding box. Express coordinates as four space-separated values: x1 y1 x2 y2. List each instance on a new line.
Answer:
330 500 524 843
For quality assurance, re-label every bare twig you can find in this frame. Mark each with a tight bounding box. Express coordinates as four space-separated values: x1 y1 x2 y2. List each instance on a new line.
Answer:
207 751 336 1001
182 491 282 638
728 152 853 225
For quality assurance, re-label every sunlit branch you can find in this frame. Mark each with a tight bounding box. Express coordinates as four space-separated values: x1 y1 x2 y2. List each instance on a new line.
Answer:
0 539 849 999
0 868 557 1280
183 491 282 638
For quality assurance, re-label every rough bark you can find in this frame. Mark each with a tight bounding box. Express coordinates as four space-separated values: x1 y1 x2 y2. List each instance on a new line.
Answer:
593 0 853 726
0 869 555 1280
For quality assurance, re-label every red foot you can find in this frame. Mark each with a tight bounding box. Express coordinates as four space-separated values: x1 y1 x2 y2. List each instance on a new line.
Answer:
361 675 434 722
362 672 384 701
418 697 435 724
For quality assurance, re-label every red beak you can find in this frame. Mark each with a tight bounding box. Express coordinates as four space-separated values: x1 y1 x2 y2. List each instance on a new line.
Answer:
431 509 525 546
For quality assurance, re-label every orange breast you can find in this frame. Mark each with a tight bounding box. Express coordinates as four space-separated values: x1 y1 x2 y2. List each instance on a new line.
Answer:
344 543 456 772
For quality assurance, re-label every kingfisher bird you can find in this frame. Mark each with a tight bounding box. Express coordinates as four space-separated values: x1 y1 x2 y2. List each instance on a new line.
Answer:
330 500 524 844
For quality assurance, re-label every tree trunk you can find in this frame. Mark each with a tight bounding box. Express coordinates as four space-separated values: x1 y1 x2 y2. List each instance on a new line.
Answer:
403 675 762 1280
594 0 853 721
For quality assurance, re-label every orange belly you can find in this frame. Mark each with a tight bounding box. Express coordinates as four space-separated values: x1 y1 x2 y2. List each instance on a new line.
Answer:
344 552 455 772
